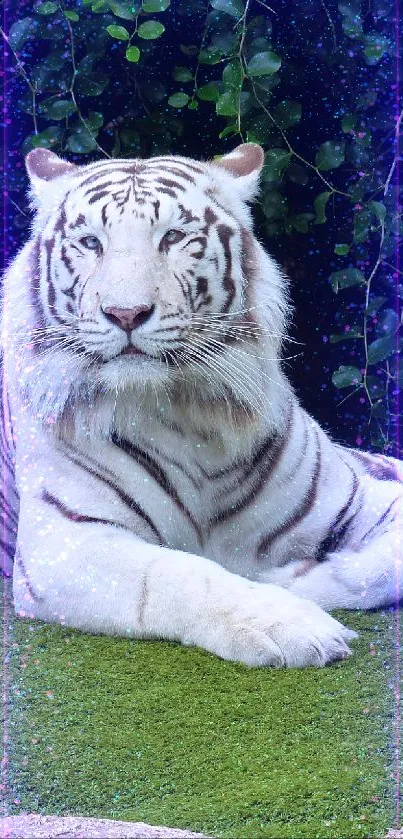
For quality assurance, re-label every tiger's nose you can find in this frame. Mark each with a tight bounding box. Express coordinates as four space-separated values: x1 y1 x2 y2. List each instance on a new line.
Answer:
102 304 155 331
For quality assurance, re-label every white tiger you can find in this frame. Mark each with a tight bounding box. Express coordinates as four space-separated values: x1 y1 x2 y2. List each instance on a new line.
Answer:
1 143 402 669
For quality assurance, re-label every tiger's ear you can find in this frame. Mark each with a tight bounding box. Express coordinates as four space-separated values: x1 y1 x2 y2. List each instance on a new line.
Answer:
211 143 264 202
25 148 77 207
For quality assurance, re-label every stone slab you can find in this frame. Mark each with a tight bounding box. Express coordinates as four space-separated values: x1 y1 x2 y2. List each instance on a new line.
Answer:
0 815 209 838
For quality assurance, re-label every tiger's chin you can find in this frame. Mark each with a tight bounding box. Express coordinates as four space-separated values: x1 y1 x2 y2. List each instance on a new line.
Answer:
96 351 173 392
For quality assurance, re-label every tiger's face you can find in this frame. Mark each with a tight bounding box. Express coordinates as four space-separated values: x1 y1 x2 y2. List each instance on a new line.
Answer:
35 158 245 367
14 144 287 421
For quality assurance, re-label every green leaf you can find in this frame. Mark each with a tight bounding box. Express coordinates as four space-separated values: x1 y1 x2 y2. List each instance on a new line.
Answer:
334 244 350 255
262 149 291 182
142 0 170 9
218 123 238 139
366 375 386 401
365 296 388 315
330 267 366 292
368 200 386 223
353 208 371 244
313 191 332 224
76 53 96 74
140 81 166 102
66 126 98 153
197 83 221 102
167 92 190 108
109 1 139 18
75 74 109 97
172 66 193 82
187 100 198 110
316 140 345 171
216 90 239 116
137 20 165 38
262 189 288 220
8 18 34 51
31 62 68 92
119 128 140 147
64 10 79 19
341 17 363 38
286 161 309 185
357 90 377 110
22 126 61 155
246 51 281 77
36 1 58 14
179 43 199 56
288 213 314 233
106 24 130 39
377 308 399 338
86 111 103 131
332 365 363 388
222 60 243 89
329 329 362 343
338 2 363 38
364 33 389 64
341 113 356 133
126 46 140 61
367 335 398 364
199 49 222 65
273 100 301 129
239 91 252 116
41 99 77 120
210 0 244 18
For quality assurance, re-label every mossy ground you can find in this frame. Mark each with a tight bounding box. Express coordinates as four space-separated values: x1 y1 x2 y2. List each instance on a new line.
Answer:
1 577 399 838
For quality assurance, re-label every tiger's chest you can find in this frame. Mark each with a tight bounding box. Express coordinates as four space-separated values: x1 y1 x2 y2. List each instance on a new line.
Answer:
61 417 322 578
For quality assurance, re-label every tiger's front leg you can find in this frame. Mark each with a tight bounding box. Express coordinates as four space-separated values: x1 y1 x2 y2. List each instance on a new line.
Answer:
14 494 357 669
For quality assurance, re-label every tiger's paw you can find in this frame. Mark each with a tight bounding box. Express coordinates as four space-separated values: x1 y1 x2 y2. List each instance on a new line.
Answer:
200 582 357 669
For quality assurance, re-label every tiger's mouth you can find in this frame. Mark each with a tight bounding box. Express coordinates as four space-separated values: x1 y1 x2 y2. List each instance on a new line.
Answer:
121 345 145 356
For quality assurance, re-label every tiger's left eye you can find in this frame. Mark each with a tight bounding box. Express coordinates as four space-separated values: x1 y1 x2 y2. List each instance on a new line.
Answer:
162 229 186 245
80 235 102 251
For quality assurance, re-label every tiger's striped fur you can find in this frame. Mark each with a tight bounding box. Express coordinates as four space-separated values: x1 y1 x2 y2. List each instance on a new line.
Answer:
1 143 401 668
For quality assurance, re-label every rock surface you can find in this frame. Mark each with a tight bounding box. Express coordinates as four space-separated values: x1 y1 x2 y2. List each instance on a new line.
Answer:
0 815 209 838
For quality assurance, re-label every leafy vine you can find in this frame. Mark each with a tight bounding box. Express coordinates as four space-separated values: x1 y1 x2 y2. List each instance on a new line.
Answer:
2 0 401 452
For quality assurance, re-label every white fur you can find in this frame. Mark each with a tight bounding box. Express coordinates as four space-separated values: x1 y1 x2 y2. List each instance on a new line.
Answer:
2 147 401 669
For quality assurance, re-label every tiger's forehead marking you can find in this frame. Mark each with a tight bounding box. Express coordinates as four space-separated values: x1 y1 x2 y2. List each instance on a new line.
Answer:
62 157 216 230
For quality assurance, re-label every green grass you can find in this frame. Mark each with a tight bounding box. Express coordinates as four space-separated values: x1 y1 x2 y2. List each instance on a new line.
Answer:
2 576 399 838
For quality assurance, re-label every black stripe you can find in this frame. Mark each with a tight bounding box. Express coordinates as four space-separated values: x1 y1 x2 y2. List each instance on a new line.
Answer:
29 238 47 336
15 551 42 603
349 449 402 482
217 224 236 313
45 235 69 326
257 428 322 558
62 445 163 543
210 407 293 528
88 190 114 205
360 496 400 544
154 176 186 193
111 434 203 544
149 157 204 175
0 536 16 559
42 489 135 533
153 186 178 198
146 166 196 185
315 467 360 562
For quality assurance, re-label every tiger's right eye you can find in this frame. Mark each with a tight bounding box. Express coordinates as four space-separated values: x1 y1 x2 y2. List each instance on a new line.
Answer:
80 235 102 252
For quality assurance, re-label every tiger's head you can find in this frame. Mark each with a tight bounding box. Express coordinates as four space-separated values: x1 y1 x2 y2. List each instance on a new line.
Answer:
6 144 290 434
